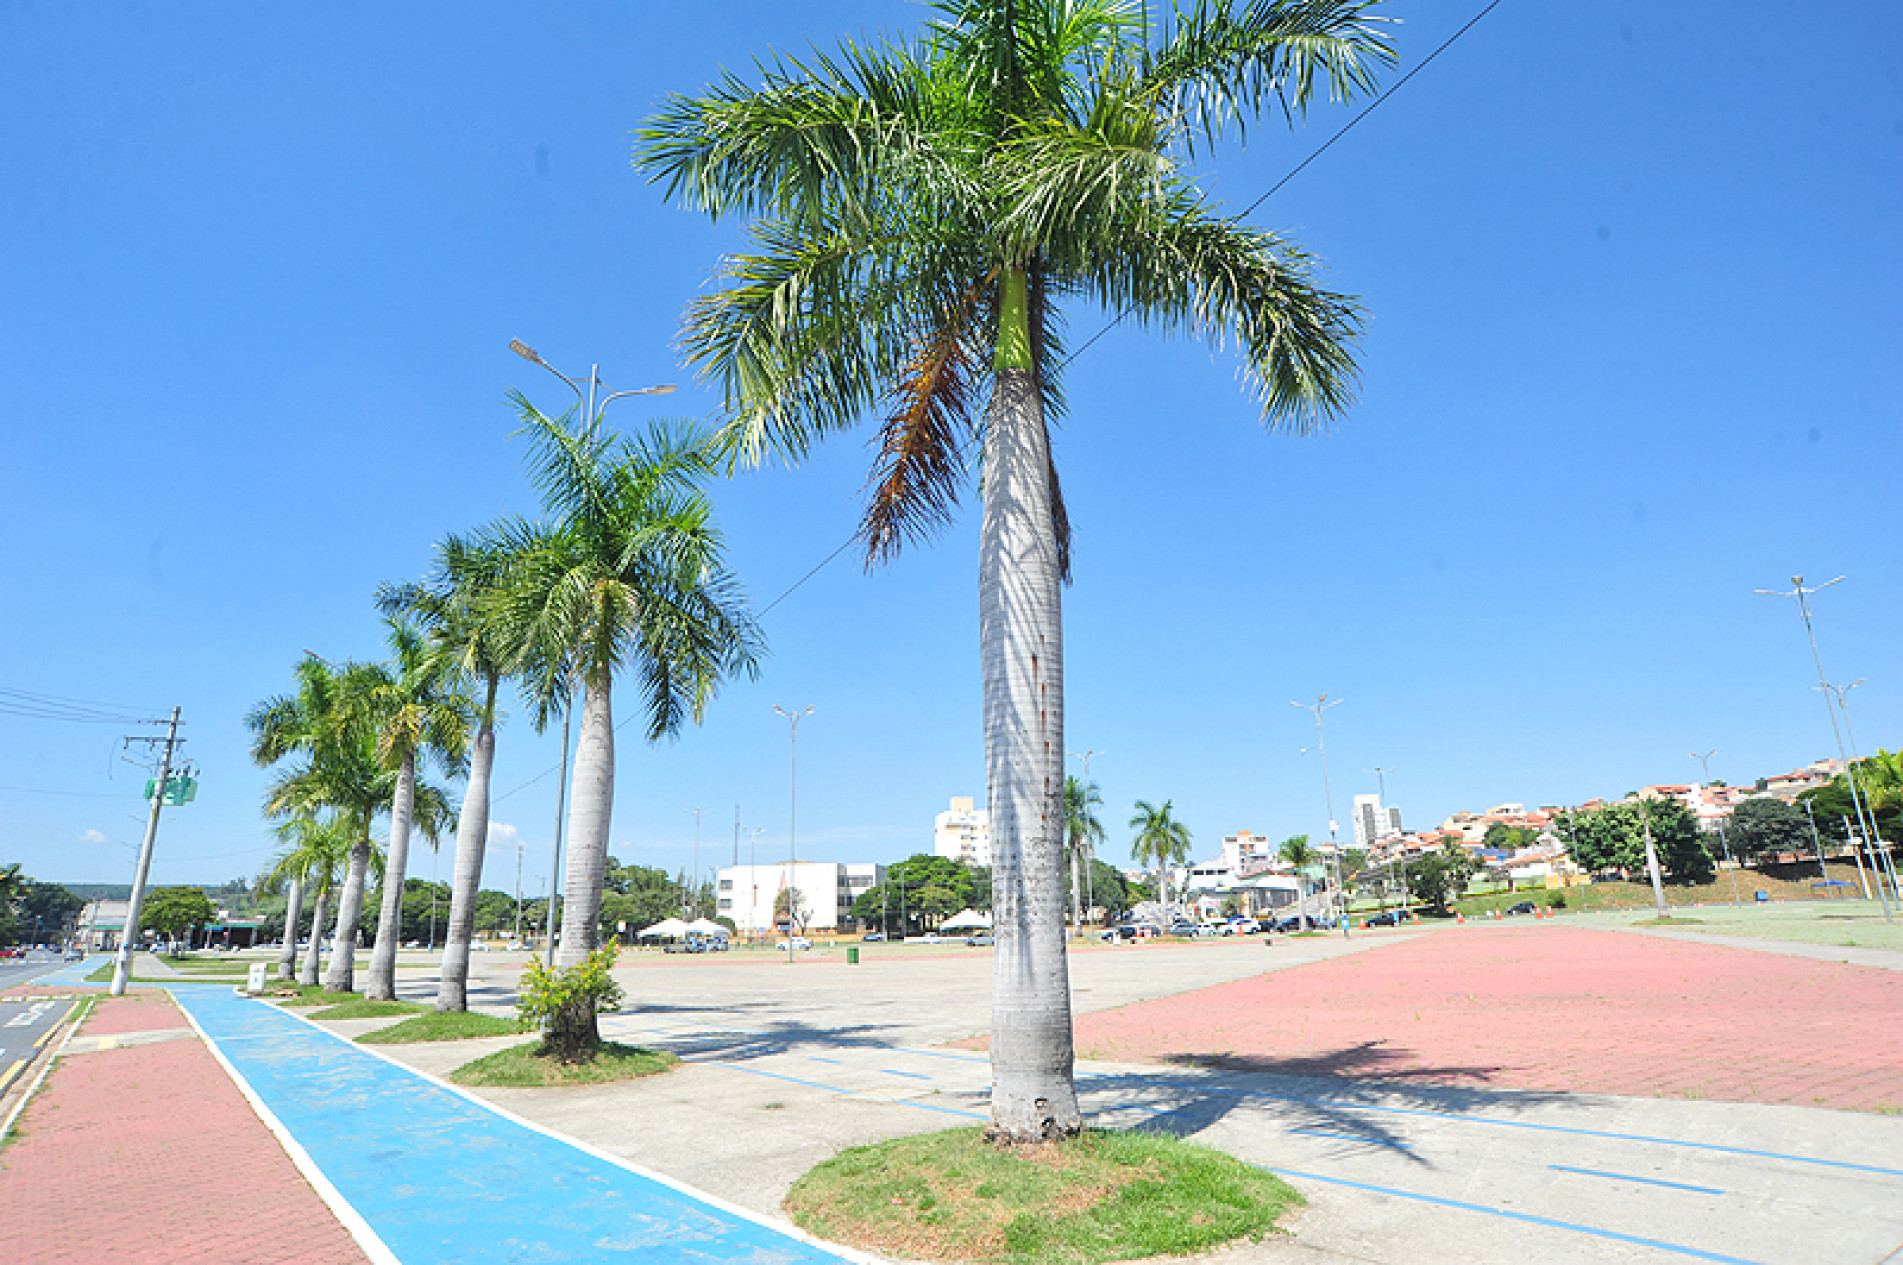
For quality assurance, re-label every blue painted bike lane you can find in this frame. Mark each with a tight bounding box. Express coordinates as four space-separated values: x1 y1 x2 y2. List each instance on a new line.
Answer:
167 987 863 1265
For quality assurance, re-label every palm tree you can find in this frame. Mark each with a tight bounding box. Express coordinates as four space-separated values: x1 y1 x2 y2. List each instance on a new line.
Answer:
1129 799 1193 917
499 404 761 969
382 531 519 1012
360 617 470 1002
267 812 354 987
1064 776 1106 932
247 656 451 993
1278 832 1318 931
639 0 1388 1142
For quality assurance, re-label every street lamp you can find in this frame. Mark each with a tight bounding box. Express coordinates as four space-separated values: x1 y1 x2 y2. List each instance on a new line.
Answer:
1800 796 1835 896
1366 765 1405 912
1755 576 1891 923
1293 695 1349 938
1689 750 1742 907
1817 680 1901 903
512 339 678 963
683 807 703 918
774 705 814 963
1067 748 1105 935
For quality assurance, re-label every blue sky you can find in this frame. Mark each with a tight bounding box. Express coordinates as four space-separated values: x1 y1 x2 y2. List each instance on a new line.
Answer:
3 1 1898 900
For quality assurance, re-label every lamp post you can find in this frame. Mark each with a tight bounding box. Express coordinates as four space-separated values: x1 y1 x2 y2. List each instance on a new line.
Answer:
1755 576 1890 923
1066 748 1104 935
511 339 677 964
1689 750 1742 907
1367 765 1405 911
774 705 813 963
1293 696 1349 939
1817 679 1900 903
1800 797 1833 896
683 807 703 918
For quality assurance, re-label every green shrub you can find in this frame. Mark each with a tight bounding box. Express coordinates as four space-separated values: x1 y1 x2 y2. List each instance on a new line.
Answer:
516 945 623 1062
1548 893 1567 909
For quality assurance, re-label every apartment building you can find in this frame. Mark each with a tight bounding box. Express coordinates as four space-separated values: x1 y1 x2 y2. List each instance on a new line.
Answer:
933 796 992 867
715 861 885 933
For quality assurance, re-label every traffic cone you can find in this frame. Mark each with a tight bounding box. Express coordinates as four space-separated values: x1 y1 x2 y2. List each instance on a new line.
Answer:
1456 912 1465 924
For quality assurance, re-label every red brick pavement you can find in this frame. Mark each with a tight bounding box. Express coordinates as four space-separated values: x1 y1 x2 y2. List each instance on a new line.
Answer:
1073 923 1903 1112
0 989 368 1263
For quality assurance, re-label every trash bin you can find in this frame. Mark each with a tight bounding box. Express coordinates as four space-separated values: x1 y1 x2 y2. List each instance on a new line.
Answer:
1755 890 1769 903
847 945 860 965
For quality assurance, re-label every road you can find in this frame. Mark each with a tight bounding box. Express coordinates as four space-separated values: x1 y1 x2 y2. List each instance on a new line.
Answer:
0 951 77 1099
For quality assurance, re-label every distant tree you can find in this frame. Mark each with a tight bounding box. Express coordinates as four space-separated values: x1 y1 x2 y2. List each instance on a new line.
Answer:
1278 834 1320 931
1129 800 1192 913
1557 799 1712 882
1404 843 1479 914
17 878 83 944
1482 823 1539 852
851 854 982 934
1064 777 1107 929
473 889 519 935
774 886 811 933
141 886 217 951
1724 797 1812 861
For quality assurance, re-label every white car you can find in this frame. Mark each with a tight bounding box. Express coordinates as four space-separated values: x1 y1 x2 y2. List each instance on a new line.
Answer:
775 937 812 951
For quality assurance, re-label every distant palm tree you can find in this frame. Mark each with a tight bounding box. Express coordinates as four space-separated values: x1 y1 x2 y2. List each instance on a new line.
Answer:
1278 833 1317 931
1064 777 1106 932
499 403 761 969
267 812 353 987
1130 800 1193 917
639 0 1389 1142
361 617 471 1002
382 531 519 1012
247 656 450 992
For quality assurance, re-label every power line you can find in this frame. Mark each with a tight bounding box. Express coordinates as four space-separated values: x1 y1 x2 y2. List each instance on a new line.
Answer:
0 685 166 725
0 784 143 799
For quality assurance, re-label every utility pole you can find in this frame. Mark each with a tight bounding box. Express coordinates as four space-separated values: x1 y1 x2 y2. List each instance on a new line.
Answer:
774 705 813 963
1755 575 1890 922
112 707 182 996
1689 750 1742 907
1367 765 1403 911
1820 679 1901 903
1293 696 1349 938
1800 798 1833 893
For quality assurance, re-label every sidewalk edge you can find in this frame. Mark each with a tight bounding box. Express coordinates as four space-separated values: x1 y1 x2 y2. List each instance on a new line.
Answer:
269 994 887 1265
177 990 400 1265
0 996 93 1145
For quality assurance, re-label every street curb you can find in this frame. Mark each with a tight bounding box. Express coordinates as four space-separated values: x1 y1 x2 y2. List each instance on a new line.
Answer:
0 995 94 1146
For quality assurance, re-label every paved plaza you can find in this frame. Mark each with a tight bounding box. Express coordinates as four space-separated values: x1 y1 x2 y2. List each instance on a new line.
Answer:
2 919 1900 1263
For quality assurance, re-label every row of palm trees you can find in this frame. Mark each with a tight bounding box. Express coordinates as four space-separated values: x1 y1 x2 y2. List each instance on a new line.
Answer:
249 402 760 1010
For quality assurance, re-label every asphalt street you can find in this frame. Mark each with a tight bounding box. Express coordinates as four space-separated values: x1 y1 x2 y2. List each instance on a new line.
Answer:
0 952 77 1100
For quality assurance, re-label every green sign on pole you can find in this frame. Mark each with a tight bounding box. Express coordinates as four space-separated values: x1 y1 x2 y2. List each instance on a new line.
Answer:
144 775 199 806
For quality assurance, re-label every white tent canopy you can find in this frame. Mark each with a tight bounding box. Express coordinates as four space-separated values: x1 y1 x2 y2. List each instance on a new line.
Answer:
685 918 731 938
636 917 692 939
939 908 992 931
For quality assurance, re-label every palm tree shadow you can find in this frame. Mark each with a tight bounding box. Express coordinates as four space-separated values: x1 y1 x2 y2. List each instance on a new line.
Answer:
1078 1044 1577 1167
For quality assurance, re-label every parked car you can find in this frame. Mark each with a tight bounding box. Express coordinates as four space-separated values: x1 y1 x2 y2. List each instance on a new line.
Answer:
775 937 812 951
1099 924 1142 943
1504 901 1538 916
965 932 995 947
1364 911 1401 927
1226 918 1262 935
917 932 951 944
861 932 886 942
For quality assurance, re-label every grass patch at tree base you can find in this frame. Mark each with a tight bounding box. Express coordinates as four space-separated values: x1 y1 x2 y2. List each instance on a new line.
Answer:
1633 916 1704 927
272 986 362 1007
359 1010 522 1044
308 997 427 1021
449 1040 678 1087
785 1127 1301 1264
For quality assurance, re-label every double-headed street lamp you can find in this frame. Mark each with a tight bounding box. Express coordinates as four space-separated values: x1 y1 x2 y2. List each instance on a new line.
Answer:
510 339 677 964
773 705 814 963
1293 695 1349 939
1689 750 1742 907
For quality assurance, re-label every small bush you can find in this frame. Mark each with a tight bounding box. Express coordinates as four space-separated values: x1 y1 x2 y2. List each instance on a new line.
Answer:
517 945 623 1062
1548 893 1567 909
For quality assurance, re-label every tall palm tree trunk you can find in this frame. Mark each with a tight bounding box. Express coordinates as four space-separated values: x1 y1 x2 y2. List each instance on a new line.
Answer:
300 889 330 987
438 680 497 1011
556 675 614 970
325 835 373 992
277 877 304 981
981 273 1080 1143
1069 844 1083 938
365 753 417 1000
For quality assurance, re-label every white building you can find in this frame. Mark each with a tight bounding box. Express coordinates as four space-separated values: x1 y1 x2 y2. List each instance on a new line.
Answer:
933 796 992 867
1353 795 1402 849
715 861 885 934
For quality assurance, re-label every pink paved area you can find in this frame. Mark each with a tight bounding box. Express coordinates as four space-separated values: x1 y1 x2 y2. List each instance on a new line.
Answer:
1074 923 1903 1112
0 990 367 1264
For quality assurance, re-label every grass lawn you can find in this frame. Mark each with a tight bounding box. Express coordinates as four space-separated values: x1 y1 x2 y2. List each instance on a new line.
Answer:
449 1041 677 1087
308 996 427 1021
272 985 367 1007
1580 901 1903 952
359 1010 522 1044
786 1127 1301 1265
